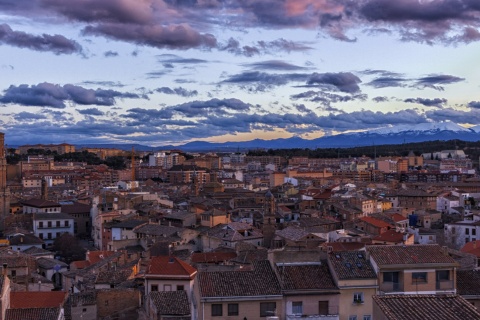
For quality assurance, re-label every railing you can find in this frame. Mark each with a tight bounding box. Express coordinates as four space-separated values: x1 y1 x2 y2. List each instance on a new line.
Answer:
286 306 339 320
379 282 403 293
436 280 454 291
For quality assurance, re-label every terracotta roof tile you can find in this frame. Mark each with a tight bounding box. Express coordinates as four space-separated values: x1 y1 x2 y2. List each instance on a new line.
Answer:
149 290 190 316
367 244 458 266
328 251 377 280
373 230 408 243
276 262 338 291
359 216 393 228
190 252 237 264
372 294 480 320
147 256 197 279
5 307 61 320
10 291 67 308
457 270 480 296
198 260 281 297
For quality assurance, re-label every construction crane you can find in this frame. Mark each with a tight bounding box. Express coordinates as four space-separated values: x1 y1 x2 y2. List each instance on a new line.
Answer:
131 146 135 191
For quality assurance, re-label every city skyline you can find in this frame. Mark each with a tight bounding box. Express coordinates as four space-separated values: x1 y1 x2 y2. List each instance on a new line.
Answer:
1 0 480 147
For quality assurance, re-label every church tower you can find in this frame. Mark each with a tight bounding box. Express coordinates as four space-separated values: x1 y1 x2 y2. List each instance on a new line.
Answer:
262 190 276 248
0 133 10 232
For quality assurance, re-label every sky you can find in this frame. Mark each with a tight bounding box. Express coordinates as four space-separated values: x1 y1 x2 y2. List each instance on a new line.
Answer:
1 0 480 147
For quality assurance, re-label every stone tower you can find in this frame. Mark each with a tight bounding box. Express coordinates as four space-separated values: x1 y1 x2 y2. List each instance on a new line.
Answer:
0 133 10 232
262 190 276 248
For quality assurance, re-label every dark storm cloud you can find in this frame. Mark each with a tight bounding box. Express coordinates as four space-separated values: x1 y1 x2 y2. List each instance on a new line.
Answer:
0 24 82 55
414 74 464 90
0 82 143 108
78 108 105 116
13 111 47 121
220 38 312 56
366 76 408 88
42 0 154 24
372 96 389 103
426 108 480 123
244 60 308 71
290 90 365 107
404 97 447 107
104 50 118 57
307 72 362 93
222 71 309 87
83 23 217 50
366 74 464 90
155 87 198 97
468 101 480 109
156 55 208 64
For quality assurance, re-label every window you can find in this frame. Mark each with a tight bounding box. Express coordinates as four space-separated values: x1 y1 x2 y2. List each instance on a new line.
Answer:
177 285 184 291
260 302 276 317
48 221 52 228
228 303 239 316
383 272 399 283
292 301 303 315
65 221 69 227
353 292 364 304
412 272 427 283
349 316 357 320
318 301 329 315
466 228 470 235
151 285 158 292
47 233 52 239
437 270 449 281
56 221 60 227
363 316 372 320
473 229 477 236
211 304 222 316
39 233 43 239
39 222 43 228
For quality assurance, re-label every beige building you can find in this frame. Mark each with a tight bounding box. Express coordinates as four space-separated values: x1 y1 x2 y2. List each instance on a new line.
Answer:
196 260 283 320
328 251 378 320
18 143 75 155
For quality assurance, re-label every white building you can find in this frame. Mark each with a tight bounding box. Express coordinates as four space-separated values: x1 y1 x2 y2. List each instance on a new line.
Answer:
33 212 75 248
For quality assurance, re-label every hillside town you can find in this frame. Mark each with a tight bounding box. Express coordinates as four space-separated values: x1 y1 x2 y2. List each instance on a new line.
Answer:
1 134 480 320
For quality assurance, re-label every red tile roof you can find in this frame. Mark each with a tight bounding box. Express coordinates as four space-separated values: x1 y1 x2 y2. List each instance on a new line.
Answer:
190 252 237 264
10 291 67 308
87 250 116 264
359 216 393 228
147 256 197 279
367 244 458 266
373 294 480 320
390 213 408 223
373 230 408 244
460 240 480 257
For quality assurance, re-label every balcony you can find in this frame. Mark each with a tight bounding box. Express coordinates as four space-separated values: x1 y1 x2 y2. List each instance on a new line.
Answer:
379 282 403 293
286 306 339 320
436 280 454 291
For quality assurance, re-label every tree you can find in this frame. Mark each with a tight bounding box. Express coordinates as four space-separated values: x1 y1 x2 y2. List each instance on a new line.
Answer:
52 233 86 263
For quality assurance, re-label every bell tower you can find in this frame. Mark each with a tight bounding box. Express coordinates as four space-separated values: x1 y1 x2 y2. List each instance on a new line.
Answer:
0 133 10 232
262 190 276 248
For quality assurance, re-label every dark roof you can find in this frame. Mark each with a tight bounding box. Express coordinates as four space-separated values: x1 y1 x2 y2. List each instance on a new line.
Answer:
367 244 458 266
36 257 68 269
457 270 480 296
33 212 74 220
277 262 338 292
191 252 237 264
328 251 377 280
111 219 145 229
372 294 480 320
22 246 52 256
147 256 197 278
95 268 133 285
149 290 191 316
5 308 61 320
21 199 61 208
133 223 183 237
67 291 96 307
9 233 44 245
60 202 91 214
198 260 281 298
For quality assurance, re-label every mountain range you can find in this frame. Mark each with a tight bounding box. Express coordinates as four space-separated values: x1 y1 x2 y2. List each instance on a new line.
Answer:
76 121 480 152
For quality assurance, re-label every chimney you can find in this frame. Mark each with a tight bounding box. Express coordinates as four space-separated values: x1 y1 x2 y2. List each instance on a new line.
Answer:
2 263 7 277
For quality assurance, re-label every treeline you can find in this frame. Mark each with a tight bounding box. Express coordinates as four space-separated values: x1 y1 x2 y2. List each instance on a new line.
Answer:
247 139 480 161
6 150 127 170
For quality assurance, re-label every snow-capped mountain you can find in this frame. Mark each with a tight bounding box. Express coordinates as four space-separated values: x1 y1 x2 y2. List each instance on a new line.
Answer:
75 121 480 151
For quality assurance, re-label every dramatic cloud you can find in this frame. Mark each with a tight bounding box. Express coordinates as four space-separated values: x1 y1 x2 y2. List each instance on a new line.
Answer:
414 74 464 90
468 101 480 109
104 50 118 57
404 97 447 107
83 23 217 50
0 82 143 108
222 71 309 91
155 87 198 97
13 111 47 121
0 24 82 55
307 72 362 93
77 108 105 116
244 60 308 71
